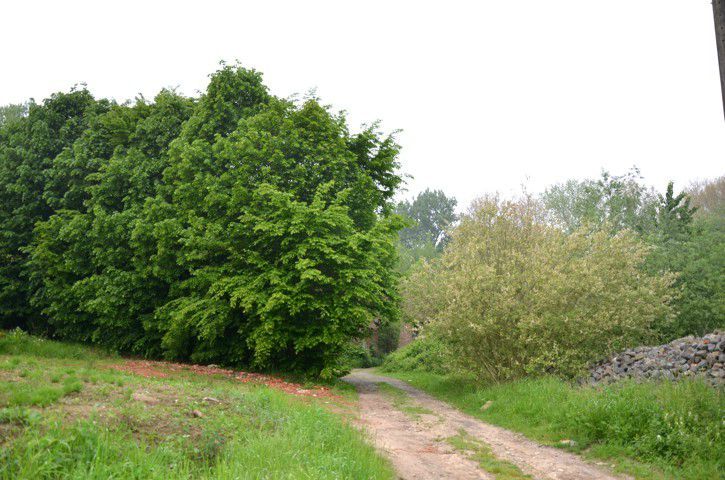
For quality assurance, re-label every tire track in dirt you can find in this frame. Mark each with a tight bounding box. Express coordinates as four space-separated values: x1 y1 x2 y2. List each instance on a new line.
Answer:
344 369 630 480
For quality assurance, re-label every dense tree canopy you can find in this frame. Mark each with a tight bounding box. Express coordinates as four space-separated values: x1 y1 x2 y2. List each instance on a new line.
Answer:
0 89 108 329
646 180 723 337
1 65 403 377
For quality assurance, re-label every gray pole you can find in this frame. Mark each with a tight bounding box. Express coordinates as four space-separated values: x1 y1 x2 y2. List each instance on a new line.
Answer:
714 0 725 120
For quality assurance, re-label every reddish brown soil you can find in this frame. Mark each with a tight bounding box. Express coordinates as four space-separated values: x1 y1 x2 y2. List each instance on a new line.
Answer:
107 359 341 400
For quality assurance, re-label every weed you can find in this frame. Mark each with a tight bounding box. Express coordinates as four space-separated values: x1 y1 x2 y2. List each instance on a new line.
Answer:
0 407 41 426
446 429 531 479
376 382 435 418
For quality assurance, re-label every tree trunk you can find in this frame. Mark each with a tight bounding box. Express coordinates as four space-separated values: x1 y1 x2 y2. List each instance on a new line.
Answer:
714 0 725 119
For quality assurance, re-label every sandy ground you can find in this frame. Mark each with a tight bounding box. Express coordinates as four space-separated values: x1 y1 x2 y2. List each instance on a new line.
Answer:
344 369 630 480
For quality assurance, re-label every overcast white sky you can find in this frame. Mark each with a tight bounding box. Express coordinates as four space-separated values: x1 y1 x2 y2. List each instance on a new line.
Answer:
1 1 723 208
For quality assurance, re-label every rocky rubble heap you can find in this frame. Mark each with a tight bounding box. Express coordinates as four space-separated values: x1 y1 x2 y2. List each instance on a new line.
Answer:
588 331 724 385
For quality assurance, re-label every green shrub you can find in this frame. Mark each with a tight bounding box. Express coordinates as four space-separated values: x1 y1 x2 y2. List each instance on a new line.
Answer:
376 320 401 355
339 343 382 369
381 336 451 374
402 196 674 381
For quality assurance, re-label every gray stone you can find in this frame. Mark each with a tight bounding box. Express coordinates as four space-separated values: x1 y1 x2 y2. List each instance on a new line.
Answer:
586 331 724 386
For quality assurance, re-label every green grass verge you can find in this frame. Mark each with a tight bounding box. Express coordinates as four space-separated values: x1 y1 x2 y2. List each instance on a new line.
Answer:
378 370 724 480
0 330 394 479
0 329 111 360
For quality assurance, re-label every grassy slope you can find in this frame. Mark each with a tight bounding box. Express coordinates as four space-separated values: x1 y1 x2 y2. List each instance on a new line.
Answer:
0 330 394 480
378 369 723 480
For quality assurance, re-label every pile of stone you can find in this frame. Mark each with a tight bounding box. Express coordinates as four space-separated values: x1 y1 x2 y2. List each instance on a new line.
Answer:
588 331 724 385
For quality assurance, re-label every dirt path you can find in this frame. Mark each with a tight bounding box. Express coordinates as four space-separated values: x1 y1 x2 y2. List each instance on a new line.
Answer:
344 369 629 480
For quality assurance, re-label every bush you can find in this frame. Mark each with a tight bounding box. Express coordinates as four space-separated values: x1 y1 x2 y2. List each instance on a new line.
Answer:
403 196 674 381
381 336 451 374
339 343 382 369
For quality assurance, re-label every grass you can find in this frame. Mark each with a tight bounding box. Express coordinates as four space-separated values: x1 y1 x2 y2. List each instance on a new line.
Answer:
0 330 395 479
378 369 724 480
375 382 435 419
0 330 110 360
446 429 531 480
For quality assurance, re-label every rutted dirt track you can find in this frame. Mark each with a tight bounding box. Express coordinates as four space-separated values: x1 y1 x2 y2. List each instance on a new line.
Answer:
344 369 629 480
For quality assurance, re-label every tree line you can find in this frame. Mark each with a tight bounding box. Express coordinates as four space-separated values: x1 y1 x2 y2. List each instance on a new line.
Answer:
2 63 721 380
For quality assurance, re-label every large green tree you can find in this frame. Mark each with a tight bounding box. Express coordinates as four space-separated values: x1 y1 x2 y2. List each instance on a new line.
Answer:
645 181 722 338
394 189 457 275
10 65 403 377
396 189 457 249
140 69 402 376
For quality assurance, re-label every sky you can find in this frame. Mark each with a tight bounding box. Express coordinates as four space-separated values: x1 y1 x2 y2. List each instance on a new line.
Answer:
1 0 723 209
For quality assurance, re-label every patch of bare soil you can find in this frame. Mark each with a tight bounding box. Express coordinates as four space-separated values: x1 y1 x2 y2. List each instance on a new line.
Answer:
0 423 24 446
344 369 630 480
49 382 225 443
106 359 341 400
